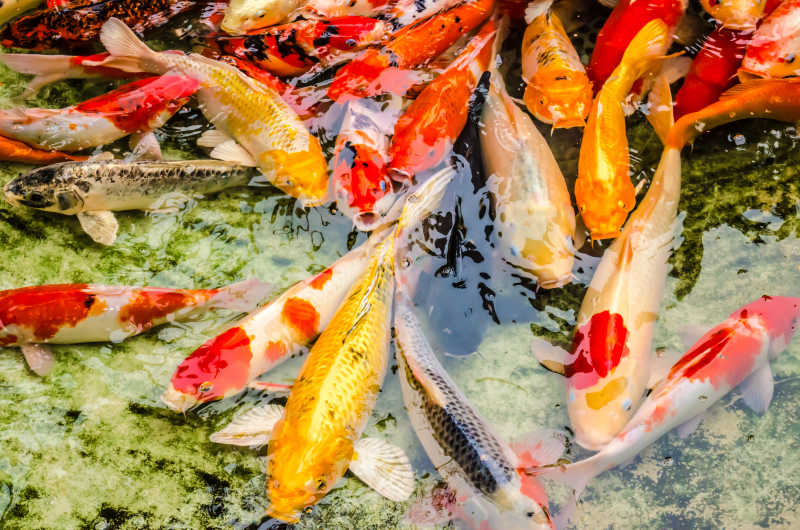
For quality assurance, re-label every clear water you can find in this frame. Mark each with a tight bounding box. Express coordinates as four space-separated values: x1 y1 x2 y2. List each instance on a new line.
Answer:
1 7 799 530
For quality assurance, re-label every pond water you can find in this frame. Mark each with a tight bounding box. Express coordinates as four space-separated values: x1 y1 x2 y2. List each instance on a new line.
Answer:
0 5 799 529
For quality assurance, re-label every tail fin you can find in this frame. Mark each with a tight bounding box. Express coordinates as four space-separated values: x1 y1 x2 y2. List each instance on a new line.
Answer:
0 54 74 97
529 458 601 528
99 18 163 73
210 278 273 313
612 19 670 96
646 74 674 145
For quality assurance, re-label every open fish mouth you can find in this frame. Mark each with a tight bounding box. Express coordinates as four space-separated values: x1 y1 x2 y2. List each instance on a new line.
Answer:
160 385 198 413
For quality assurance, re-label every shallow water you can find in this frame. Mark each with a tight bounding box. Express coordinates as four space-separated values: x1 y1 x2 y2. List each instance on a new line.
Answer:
1 8 799 530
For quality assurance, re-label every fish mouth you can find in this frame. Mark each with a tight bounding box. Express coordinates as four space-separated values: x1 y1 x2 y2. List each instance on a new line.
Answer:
2 182 21 207
161 385 197 412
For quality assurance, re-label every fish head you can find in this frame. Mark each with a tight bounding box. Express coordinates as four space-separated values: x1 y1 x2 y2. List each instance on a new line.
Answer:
740 296 800 358
478 483 553 529
3 165 85 214
220 0 279 35
699 0 767 30
162 326 254 412
523 73 591 129
332 139 395 230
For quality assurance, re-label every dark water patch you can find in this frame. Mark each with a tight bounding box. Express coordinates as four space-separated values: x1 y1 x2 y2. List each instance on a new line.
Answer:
80 503 154 529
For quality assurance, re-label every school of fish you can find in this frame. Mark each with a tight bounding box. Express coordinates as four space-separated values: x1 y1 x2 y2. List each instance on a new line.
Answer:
1 0 799 526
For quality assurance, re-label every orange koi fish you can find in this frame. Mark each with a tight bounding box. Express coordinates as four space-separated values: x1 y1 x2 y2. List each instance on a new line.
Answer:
0 134 87 164
739 0 800 79
0 280 270 376
521 1 592 128
699 0 772 29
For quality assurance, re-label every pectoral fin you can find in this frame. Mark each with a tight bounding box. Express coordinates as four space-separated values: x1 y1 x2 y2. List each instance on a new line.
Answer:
349 437 415 501
530 337 567 375
209 403 284 447
739 363 774 414
128 131 162 161
20 343 55 376
77 211 118 245
209 141 257 167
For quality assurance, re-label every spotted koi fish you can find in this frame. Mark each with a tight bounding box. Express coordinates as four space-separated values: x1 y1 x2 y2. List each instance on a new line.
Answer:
326 0 494 103
161 227 391 412
387 17 497 184
0 134 87 164
98 18 329 206
0 0 196 50
521 2 592 129
212 16 388 77
0 280 271 376
536 296 800 524
739 0 800 79
384 0 462 27
0 75 198 153
699 0 772 30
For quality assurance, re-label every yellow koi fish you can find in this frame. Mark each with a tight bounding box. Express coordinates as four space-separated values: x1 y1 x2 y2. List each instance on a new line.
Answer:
521 1 593 128
97 18 329 206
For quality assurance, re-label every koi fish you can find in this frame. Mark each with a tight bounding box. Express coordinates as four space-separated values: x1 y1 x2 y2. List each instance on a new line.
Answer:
480 71 576 288
0 0 42 27
303 0 390 17
739 0 800 79
331 97 400 231
586 0 686 92
0 280 271 376
0 75 197 153
4 159 253 245
221 0 303 34
575 19 670 240
521 1 592 128
0 134 87 164
699 0 771 30
387 17 497 184
98 18 330 206
536 296 800 523
212 16 388 77
384 0 462 27
161 227 391 412
0 0 197 50
395 293 563 529
326 0 494 103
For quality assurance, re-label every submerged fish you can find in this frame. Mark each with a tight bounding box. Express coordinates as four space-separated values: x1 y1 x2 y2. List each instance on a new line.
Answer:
4 159 252 245
221 0 303 34
739 0 800 79
98 18 329 205
0 0 197 50
395 294 561 529
0 75 198 153
521 2 592 128
384 0 462 27
161 227 391 412
537 296 800 522
0 134 87 164
480 71 576 288
699 0 772 30
0 0 43 28
0 280 270 376
575 19 670 240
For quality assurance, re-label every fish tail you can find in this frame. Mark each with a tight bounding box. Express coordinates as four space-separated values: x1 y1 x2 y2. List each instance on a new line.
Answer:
99 18 164 73
0 53 72 97
209 278 273 313
645 74 674 145
530 458 601 527
611 19 670 97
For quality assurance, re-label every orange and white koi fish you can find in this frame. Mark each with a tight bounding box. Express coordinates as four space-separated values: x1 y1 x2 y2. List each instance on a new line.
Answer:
521 1 592 128
480 71 576 288
739 0 800 79
0 75 197 152
0 134 87 164
97 18 329 206
384 0 462 27
699 0 771 30
537 296 800 523
575 19 670 240
221 0 304 35
387 17 497 184
161 227 390 412
0 280 270 376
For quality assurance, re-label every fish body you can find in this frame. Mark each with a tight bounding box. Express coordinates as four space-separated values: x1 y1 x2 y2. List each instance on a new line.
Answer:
326 0 494 102
0 0 196 50
0 134 87 164
587 0 686 91
0 0 42 28
387 17 496 183
221 0 303 34
214 17 387 77
576 19 670 240
384 0 462 27
521 9 592 128
99 19 329 205
541 296 800 502
161 228 390 411
699 0 771 29
0 75 198 152
480 73 576 288
395 295 555 529
740 0 800 78
304 0 390 17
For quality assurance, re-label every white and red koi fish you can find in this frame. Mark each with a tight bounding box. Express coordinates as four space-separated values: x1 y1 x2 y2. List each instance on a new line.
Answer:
536 296 800 523
739 0 800 79
0 280 271 377
161 228 391 412
0 75 198 152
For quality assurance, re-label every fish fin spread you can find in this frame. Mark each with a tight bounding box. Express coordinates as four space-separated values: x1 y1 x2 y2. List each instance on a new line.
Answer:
524 0 554 24
530 337 567 375
128 131 162 161
350 437 415 501
77 210 119 246
404 490 457 526
660 56 692 85
533 461 594 529
679 323 712 350
646 74 674 145
210 278 272 313
20 343 55 376
88 151 115 161
147 192 190 213
676 412 705 438
247 380 292 394
510 428 567 467
99 18 163 72
209 404 285 447
209 140 258 167
739 363 774 414
0 54 72 97
197 129 235 149
718 81 767 100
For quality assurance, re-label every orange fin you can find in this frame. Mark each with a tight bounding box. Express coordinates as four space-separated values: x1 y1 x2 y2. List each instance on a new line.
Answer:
645 74 674 145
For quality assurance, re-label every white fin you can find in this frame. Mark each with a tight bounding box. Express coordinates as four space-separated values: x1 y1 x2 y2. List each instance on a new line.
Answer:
660 56 692 84
197 129 234 149
524 0 554 24
510 428 566 467
349 437 415 501
530 337 567 375
679 323 712 350
739 363 774 414
0 53 75 97
247 381 292 394
128 131 162 161
209 140 258 167
88 151 115 161
99 18 162 71
20 343 55 376
647 348 683 390
77 210 119 245
210 278 272 312
676 413 705 438
209 404 284 447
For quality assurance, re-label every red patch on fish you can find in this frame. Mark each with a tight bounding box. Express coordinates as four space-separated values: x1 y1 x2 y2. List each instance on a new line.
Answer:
565 311 630 390
310 268 334 290
74 76 199 134
0 334 18 346
118 287 212 332
0 284 96 342
333 140 392 212
281 297 320 339
644 402 671 431
265 340 288 363
171 326 253 401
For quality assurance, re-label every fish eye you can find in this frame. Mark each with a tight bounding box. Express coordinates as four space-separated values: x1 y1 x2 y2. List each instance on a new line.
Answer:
198 381 213 393
27 192 45 203
526 511 535 518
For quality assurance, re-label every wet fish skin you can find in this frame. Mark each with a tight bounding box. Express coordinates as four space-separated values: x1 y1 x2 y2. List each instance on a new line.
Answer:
739 0 800 79
0 0 42 28
221 0 303 34
0 134 87 164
